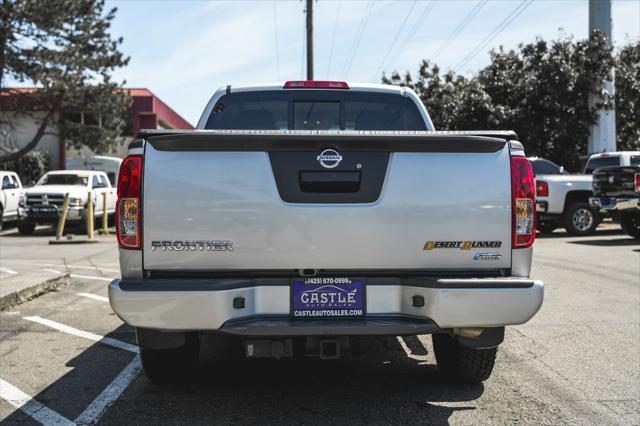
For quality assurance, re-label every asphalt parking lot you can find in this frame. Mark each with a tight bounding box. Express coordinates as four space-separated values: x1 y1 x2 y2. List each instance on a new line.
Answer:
0 224 638 425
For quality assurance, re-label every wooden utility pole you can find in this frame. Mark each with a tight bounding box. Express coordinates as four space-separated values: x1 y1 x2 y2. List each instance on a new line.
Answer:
306 0 313 80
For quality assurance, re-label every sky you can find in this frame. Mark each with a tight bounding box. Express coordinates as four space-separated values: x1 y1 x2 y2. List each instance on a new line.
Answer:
105 0 639 125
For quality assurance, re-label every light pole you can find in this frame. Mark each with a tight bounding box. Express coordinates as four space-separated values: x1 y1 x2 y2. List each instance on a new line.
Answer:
588 0 616 154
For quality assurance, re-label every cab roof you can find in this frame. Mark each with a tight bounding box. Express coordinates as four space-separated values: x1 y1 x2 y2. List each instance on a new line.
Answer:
225 82 407 95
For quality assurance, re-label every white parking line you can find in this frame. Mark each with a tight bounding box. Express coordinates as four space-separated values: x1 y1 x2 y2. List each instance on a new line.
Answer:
74 356 142 425
0 378 74 425
23 316 138 354
0 267 18 275
77 293 109 303
70 274 114 282
8 261 120 273
43 268 62 274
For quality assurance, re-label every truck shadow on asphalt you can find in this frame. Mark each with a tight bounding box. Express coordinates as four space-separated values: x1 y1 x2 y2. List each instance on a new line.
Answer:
1 323 138 425
567 237 639 246
0 225 58 237
2 330 483 425
536 228 625 239
111 335 482 424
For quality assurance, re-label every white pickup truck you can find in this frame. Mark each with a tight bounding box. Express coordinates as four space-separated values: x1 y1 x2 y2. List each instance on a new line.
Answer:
532 152 640 235
0 171 25 230
108 81 544 385
17 170 117 235
529 157 599 235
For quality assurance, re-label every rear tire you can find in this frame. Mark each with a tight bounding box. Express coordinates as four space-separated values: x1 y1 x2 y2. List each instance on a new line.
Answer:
17 222 35 235
537 221 556 233
620 212 640 239
76 220 87 235
432 333 497 384
564 202 599 236
140 338 200 384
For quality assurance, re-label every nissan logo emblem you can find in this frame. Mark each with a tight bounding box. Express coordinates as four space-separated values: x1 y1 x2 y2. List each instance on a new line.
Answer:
317 149 343 169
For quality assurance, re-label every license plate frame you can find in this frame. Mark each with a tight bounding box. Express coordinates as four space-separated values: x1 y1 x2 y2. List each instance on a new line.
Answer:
290 277 366 318
30 206 58 214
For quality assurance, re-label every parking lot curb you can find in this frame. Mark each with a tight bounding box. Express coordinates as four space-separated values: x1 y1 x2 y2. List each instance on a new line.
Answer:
0 273 70 311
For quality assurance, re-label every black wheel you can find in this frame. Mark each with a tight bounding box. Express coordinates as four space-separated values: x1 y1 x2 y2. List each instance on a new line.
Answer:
140 338 200 384
432 333 497 384
75 220 87 235
564 202 600 236
537 221 556 233
17 222 35 235
620 212 640 239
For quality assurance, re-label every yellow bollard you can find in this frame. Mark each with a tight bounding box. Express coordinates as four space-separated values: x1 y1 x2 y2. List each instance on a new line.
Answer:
55 193 70 240
86 192 94 239
101 192 109 235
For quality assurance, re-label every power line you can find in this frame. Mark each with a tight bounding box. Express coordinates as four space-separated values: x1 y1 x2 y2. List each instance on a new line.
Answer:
272 0 280 80
341 1 374 79
306 0 313 80
430 0 488 61
326 0 342 77
340 1 372 78
370 0 418 82
454 0 534 72
381 0 438 78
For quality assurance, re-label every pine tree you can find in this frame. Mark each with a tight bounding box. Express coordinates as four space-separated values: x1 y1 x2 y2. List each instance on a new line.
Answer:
0 0 130 163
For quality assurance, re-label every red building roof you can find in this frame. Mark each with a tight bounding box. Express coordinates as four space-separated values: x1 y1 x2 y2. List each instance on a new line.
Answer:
1 87 193 131
123 88 193 131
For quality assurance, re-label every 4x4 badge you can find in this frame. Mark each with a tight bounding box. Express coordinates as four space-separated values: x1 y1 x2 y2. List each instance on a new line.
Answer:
473 253 503 261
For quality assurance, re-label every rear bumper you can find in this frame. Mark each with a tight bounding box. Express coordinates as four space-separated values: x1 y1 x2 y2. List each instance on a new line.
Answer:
589 196 640 212
108 277 544 334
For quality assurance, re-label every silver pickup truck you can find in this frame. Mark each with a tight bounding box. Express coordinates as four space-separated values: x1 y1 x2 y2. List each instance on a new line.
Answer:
109 81 543 385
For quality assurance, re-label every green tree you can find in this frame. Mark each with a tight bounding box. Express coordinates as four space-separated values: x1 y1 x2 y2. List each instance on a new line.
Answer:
383 32 618 171
0 0 130 163
615 41 640 151
480 32 614 171
1 150 48 184
383 61 497 131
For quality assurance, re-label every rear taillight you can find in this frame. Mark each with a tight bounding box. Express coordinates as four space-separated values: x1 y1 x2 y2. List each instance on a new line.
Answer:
283 80 349 89
635 173 640 193
512 157 536 248
116 155 142 249
535 180 549 197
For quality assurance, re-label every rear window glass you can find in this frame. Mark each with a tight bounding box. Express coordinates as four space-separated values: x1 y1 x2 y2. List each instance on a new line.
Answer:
205 91 426 131
630 156 640 166
294 101 340 130
344 95 426 130
584 157 620 173
530 159 562 176
206 94 288 130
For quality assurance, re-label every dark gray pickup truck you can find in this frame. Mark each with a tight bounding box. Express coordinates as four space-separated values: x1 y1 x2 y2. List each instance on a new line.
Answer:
590 165 640 238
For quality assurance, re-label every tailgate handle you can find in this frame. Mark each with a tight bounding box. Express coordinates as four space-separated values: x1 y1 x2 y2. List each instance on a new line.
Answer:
299 171 360 193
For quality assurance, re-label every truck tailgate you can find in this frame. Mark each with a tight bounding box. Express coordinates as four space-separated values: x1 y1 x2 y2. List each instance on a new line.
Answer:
141 131 513 272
